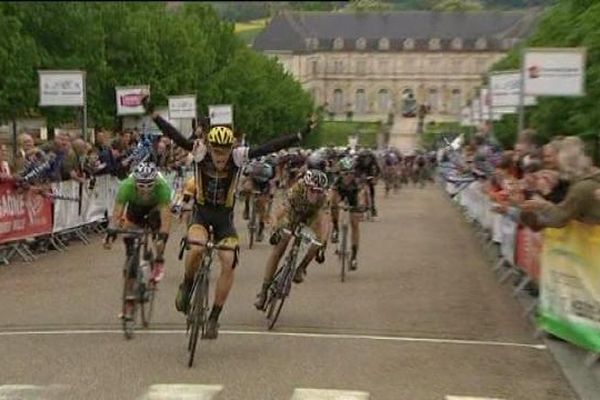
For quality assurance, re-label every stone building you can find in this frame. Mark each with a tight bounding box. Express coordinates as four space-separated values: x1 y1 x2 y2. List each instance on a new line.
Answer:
253 10 539 121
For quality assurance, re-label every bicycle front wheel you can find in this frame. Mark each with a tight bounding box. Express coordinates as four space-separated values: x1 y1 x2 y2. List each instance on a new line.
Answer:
122 256 138 340
248 203 256 250
266 291 286 331
188 273 208 368
140 281 156 328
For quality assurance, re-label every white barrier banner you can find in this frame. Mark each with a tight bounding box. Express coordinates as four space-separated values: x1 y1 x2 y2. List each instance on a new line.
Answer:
106 176 120 217
500 216 518 264
82 177 108 223
116 86 149 116
39 70 85 106
208 104 233 126
489 71 537 107
52 181 83 233
169 95 197 119
523 48 586 97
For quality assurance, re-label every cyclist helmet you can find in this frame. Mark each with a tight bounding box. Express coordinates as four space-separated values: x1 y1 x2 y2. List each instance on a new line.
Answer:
303 169 328 190
133 161 158 184
306 151 327 172
339 156 354 172
207 126 235 146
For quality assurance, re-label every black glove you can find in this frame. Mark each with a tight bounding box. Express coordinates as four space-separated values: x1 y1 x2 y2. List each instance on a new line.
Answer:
141 94 154 115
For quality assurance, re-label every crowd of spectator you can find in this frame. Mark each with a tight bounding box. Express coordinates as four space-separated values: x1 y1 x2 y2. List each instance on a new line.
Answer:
1 128 195 190
440 128 600 230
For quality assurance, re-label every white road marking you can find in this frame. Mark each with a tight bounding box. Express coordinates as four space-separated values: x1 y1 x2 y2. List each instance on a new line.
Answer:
0 328 546 350
291 388 369 400
0 384 69 399
139 384 223 400
446 397 506 400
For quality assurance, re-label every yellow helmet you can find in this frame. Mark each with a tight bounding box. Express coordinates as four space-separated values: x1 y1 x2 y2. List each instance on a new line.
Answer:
207 126 235 146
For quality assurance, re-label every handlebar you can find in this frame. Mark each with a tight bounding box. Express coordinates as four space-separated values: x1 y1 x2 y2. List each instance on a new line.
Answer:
281 225 323 247
178 236 237 260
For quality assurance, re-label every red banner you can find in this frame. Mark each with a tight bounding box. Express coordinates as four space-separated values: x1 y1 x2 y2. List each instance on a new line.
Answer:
0 182 53 243
515 227 543 282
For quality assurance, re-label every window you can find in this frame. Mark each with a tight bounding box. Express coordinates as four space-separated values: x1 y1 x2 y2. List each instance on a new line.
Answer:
356 60 367 75
312 60 319 76
333 37 344 50
451 89 461 115
451 38 463 50
334 60 344 74
475 58 487 72
403 57 415 72
333 89 344 113
428 88 439 113
379 37 390 51
403 38 415 50
305 38 318 51
451 59 462 73
356 37 367 50
475 38 487 50
377 89 390 113
428 58 438 73
379 59 389 74
355 89 367 114
310 88 321 104
429 38 441 51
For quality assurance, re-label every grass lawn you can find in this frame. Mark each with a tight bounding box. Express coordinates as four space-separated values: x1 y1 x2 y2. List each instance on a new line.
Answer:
306 121 381 149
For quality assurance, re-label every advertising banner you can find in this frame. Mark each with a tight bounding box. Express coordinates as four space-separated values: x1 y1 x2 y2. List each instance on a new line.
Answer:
168 95 197 120
208 105 233 126
116 86 150 116
515 227 542 282
0 183 53 243
39 70 85 107
52 181 83 233
538 221 600 352
489 71 537 107
523 48 586 97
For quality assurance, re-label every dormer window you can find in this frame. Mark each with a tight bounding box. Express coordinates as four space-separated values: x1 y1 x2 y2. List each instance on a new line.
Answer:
475 38 487 50
502 38 516 50
333 37 344 50
356 37 367 50
403 38 415 50
429 38 441 51
378 37 390 51
451 37 463 50
305 38 319 51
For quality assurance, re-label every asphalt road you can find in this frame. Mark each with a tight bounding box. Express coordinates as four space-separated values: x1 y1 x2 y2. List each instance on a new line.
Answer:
0 183 578 400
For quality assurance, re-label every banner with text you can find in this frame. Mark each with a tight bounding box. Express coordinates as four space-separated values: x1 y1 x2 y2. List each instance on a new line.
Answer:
538 221 600 352
523 48 586 97
0 183 53 243
208 105 233 126
168 95 197 120
116 86 150 116
39 70 85 107
489 71 536 107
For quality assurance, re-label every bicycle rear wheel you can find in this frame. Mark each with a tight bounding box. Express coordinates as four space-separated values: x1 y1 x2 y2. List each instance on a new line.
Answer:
187 272 208 368
340 224 348 282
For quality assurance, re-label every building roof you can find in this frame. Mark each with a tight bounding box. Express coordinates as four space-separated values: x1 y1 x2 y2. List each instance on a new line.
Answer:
253 10 540 53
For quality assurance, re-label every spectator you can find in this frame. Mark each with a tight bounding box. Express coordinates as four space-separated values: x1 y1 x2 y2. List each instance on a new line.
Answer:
40 132 72 181
521 136 600 227
94 130 116 175
0 144 11 181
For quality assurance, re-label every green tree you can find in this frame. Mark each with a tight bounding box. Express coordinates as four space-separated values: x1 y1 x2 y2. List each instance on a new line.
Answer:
0 7 40 124
431 0 484 11
346 0 394 12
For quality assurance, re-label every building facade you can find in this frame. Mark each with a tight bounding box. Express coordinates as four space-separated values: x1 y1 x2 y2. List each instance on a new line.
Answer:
253 11 539 121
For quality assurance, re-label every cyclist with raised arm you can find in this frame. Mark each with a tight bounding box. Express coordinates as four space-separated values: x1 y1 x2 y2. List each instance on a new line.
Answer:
330 156 366 270
104 162 173 318
141 95 315 339
355 148 381 217
254 169 329 310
